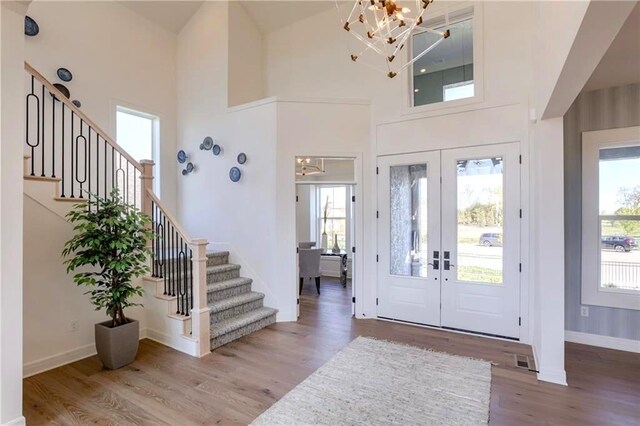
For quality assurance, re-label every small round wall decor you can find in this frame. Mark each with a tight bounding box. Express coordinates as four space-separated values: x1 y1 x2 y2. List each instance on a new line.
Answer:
182 162 194 176
212 144 221 156
57 68 73 82
237 153 247 165
25 16 39 37
177 150 187 164
229 166 242 182
72 100 82 108
201 136 214 150
52 83 70 100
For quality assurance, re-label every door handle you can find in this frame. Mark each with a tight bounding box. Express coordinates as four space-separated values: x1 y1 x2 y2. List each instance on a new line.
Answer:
428 260 439 270
444 260 455 270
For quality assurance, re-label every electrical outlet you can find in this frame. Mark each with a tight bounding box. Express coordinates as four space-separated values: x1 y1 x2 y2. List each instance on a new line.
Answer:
580 306 589 317
70 320 79 332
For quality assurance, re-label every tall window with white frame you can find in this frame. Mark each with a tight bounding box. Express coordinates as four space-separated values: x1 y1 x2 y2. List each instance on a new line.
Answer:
318 186 348 251
116 106 160 195
411 7 475 107
582 128 640 311
598 146 640 292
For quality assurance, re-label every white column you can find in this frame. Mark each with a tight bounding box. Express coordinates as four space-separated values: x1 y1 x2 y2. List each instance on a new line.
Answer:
190 239 211 357
531 117 567 385
0 2 27 425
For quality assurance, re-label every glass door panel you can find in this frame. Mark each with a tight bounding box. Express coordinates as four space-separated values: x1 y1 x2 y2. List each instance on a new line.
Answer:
390 164 429 278
456 157 504 284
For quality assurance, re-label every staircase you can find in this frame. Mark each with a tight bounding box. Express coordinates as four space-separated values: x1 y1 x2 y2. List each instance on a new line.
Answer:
22 61 277 357
206 252 277 349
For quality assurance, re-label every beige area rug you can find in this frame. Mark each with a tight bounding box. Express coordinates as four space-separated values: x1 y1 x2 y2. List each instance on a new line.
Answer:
251 336 491 426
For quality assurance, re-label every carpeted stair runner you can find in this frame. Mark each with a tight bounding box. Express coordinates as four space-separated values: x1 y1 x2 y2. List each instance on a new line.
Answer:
206 251 277 349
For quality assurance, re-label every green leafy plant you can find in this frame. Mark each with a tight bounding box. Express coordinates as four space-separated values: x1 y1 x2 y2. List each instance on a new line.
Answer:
62 189 152 327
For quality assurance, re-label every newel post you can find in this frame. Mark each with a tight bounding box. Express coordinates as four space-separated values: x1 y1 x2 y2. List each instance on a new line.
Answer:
139 159 154 218
190 238 211 356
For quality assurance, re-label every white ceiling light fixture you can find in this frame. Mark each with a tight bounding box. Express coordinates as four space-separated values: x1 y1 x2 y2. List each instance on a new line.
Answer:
337 0 450 78
296 158 326 177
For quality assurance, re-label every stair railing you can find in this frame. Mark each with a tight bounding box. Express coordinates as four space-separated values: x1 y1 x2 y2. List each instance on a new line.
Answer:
24 62 142 207
146 188 210 356
24 62 211 356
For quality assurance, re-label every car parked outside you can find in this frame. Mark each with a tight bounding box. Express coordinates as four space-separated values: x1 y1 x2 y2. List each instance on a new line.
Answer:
479 233 502 247
601 235 638 252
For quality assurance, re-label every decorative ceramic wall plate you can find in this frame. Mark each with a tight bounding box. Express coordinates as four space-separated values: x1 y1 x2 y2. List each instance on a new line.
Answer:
185 162 194 173
237 152 247 165
57 68 73 82
177 150 187 164
202 136 214 150
212 144 221 156
72 100 82 108
25 16 39 36
52 83 70 99
229 166 242 182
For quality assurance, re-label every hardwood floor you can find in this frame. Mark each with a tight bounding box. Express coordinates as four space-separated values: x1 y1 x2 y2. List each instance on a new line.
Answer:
24 277 640 425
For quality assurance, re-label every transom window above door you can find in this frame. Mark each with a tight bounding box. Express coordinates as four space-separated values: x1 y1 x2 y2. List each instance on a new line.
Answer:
411 6 478 109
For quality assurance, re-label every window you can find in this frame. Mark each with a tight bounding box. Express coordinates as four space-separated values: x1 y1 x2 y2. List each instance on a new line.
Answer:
411 7 475 108
318 186 347 251
582 127 640 310
116 106 160 194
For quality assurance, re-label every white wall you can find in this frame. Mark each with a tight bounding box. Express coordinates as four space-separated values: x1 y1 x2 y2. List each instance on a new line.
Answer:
1 2 27 424
22 195 147 377
24 1 179 213
275 101 371 320
177 2 281 312
228 2 264 107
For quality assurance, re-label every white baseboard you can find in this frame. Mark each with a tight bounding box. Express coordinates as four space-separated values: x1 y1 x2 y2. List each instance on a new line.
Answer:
144 328 197 356
2 416 27 426
565 330 640 353
23 343 97 378
2 416 26 426
23 329 150 378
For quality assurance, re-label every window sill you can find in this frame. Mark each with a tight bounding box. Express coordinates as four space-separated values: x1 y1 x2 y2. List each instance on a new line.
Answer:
582 287 640 311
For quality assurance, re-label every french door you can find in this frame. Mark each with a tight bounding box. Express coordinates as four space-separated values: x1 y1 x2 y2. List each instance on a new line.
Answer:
377 143 521 339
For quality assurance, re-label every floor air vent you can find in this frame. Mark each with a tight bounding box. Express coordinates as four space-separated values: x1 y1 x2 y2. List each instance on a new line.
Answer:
512 354 532 370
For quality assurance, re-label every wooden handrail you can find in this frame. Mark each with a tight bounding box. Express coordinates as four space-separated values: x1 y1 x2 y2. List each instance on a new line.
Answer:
146 188 199 246
24 61 143 172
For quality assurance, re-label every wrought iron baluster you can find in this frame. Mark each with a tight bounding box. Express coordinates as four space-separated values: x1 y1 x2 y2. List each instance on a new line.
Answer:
70 112 75 198
51 93 55 178
189 248 193 312
25 76 40 177
75 119 87 197
41 83 45 177
61 103 65 197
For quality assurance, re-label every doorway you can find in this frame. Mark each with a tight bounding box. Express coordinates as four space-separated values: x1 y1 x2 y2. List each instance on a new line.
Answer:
295 157 357 318
377 143 521 339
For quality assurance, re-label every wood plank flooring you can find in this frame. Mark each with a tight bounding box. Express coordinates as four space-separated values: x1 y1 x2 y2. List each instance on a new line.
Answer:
24 277 640 425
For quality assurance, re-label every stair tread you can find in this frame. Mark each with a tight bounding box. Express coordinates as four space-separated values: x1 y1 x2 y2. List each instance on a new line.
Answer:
210 307 277 338
206 251 229 257
207 276 252 292
207 263 240 273
209 291 264 312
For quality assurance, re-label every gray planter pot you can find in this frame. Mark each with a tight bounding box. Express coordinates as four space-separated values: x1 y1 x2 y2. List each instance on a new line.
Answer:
95 319 139 369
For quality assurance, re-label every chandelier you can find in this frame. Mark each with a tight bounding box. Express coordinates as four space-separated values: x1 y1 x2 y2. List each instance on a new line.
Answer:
296 158 326 177
338 0 449 78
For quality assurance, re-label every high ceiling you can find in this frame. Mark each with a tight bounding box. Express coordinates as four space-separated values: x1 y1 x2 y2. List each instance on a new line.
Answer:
119 1 335 35
583 2 640 92
239 1 334 34
120 1 204 34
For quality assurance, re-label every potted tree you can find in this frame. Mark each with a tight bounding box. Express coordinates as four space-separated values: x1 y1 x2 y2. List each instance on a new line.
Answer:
62 189 152 369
